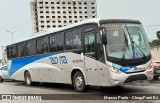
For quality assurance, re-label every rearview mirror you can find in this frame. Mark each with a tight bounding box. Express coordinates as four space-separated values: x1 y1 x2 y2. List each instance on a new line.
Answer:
99 27 107 45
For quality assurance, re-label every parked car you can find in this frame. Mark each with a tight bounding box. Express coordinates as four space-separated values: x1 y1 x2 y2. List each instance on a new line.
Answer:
0 65 9 82
152 62 160 80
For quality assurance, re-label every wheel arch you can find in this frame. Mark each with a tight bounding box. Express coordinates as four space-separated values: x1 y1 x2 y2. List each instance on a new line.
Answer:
71 67 87 85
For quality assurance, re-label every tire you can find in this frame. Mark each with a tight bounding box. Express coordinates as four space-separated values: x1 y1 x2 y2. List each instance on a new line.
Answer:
73 71 86 92
153 76 159 80
24 71 32 86
0 76 3 82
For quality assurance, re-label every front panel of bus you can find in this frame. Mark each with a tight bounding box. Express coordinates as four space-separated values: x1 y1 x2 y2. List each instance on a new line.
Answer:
99 19 152 86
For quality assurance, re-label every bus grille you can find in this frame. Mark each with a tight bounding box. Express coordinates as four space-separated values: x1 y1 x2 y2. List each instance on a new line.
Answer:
124 74 147 83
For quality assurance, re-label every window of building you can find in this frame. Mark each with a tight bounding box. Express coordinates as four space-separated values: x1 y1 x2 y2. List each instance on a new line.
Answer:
74 7 76 9
57 11 60 13
74 16 77 18
53 25 56 27
65 28 81 50
68 2 71 4
58 25 62 27
46 16 49 18
40 6 43 9
92 7 95 9
57 7 60 9
79 11 82 14
69 16 72 18
50 33 64 52
64 20 67 23
69 20 72 23
52 21 55 23
57 2 60 4
47 25 50 28
58 16 61 18
78 2 81 4
46 11 49 13
26 40 36 56
52 11 55 13
40 16 44 18
63 7 66 9
92 3 95 5
74 11 77 14
40 11 43 13
79 7 82 9
85 11 87 14
51 2 54 4
41 21 44 23
45 2 48 4
80 16 83 18
18 43 25 57
84 7 87 9
92 16 96 18
52 16 55 18
68 7 71 9
68 11 72 14
47 21 50 23
39 2 43 4
85 16 88 18
41 25 44 28
84 2 87 5
51 7 54 9
46 7 49 9
63 11 66 14
75 20 78 22
37 36 49 54
62 2 65 4
63 16 66 18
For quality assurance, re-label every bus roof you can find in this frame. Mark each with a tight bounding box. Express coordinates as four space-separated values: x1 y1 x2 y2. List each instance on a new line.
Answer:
7 18 100 46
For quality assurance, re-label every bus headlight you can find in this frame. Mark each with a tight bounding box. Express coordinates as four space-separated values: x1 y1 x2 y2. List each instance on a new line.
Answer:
111 67 122 74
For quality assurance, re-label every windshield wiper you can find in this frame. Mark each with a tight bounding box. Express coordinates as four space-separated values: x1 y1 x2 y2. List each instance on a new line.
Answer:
125 24 146 59
121 31 129 60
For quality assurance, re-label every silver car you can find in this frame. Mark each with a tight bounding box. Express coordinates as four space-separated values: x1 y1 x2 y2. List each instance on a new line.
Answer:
0 65 9 82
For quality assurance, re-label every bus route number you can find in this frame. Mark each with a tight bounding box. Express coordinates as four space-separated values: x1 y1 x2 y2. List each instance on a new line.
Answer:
49 56 68 64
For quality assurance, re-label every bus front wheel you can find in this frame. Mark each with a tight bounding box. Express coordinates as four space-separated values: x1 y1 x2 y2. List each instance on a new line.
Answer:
73 71 86 92
24 71 32 86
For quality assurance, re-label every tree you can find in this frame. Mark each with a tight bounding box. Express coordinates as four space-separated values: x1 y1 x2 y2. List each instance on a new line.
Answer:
157 31 160 40
151 39 160 47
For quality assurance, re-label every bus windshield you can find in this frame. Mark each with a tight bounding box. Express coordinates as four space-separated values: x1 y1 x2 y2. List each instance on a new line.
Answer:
102 23 150 60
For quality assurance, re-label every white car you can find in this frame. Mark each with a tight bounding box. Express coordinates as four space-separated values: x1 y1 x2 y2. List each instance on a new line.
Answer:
0 65 9 82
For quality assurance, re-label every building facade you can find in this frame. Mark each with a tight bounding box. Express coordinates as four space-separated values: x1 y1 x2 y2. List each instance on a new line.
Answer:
30 0 97 33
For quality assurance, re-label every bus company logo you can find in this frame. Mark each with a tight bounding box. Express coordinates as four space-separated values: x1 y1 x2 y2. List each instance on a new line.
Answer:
2 95 11 100
49 56 68 64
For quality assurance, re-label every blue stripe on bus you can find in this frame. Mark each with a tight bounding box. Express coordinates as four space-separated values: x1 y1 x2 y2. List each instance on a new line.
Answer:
8 54 53 77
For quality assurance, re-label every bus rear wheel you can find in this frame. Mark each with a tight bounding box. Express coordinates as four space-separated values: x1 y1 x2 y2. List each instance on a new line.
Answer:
24 71 32 86
73 71 86 92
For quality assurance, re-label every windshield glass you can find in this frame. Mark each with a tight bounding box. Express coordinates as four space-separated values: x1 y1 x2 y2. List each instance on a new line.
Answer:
102 23 150 60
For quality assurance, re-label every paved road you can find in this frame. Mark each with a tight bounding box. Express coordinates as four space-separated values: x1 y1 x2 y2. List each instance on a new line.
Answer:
0 79 160 103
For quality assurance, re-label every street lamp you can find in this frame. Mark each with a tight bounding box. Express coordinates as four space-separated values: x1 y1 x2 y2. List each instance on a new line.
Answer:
7 30 16 42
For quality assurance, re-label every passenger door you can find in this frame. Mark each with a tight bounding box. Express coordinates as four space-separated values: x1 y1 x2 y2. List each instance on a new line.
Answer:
83 31 99 85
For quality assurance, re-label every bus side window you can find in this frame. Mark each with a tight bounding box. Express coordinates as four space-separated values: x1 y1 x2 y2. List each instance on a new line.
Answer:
37 36 49 54
84 32 95 58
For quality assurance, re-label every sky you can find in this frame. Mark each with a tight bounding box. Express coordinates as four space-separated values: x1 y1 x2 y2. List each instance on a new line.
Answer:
0 0 160 58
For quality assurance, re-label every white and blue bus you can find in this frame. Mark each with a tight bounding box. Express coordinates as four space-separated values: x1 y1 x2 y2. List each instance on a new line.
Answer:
6 18 152 92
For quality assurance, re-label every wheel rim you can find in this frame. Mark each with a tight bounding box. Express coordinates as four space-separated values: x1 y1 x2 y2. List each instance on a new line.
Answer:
26 74 31 85
75 76 83 89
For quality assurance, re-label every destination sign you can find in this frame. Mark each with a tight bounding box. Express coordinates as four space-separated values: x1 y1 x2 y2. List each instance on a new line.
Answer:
101 24 122 28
